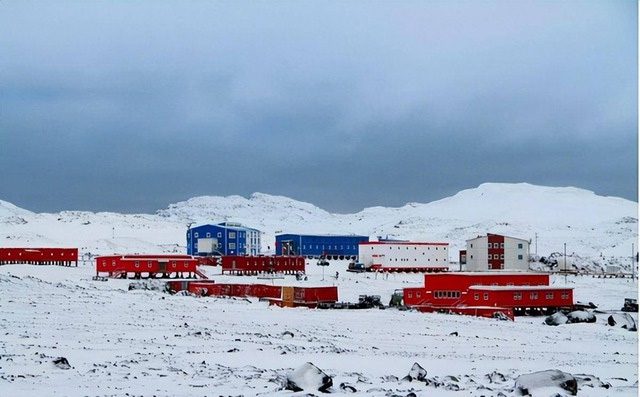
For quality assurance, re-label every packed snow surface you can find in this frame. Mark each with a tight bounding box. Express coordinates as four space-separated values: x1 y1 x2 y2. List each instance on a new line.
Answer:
0 183 637 394
0 263 637 396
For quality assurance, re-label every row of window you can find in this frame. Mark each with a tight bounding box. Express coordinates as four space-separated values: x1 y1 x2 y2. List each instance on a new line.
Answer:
486 254 524 260
470 242 525 249
472 292 570 301
302 245 357 250
195 242 243 250
192 231 247 239
434 290 461 299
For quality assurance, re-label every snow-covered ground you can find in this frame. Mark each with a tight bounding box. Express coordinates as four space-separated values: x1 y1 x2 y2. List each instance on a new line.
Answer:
0 262 637 396
0 183 637 395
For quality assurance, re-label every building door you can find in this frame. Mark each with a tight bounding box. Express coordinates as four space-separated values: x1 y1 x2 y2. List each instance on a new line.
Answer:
282 286 295 307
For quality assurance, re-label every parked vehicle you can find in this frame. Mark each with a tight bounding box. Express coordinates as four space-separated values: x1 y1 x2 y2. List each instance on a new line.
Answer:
622 298 638 312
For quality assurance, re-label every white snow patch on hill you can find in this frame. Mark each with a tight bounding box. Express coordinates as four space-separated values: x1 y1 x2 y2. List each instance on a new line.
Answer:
0 183 637 271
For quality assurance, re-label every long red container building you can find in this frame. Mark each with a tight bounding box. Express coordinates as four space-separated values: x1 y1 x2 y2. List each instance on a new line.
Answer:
220 255 305 275
0 248 78 266
96 254 205 279
166 280 337 308
403 272 574 320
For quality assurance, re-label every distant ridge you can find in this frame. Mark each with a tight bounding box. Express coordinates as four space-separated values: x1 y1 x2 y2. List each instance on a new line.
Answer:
0 183 636 269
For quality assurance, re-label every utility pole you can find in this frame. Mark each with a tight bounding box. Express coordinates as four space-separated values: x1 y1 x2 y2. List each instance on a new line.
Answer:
187 223 193 255
632 243 635 281
564 242 567 285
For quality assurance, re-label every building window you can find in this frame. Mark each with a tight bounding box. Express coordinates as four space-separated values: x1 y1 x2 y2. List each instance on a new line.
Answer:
514 292 522 301
562 292 569 300
206 232 211 237
546 293 554 300
229 243 236 249
194 232 199 238
217 232 222 238
435 291 460 299
518 243 523 249
483 293 489 300
229 232 236 239
500 243 504 248
470 243 473 248
518 254 523 260
487 243 491 248
500 254 504 259
488 254 492 259
474 293 479 300
530 292 538 300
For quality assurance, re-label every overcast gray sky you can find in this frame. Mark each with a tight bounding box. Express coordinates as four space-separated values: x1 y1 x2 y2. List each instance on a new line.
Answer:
0 1 637 213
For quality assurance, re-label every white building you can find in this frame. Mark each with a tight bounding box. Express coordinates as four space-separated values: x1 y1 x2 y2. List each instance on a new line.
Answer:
464 233 530 271
358 241 449 272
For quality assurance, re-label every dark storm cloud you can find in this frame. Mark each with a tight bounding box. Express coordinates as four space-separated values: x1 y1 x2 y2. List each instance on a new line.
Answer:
0 1 636 213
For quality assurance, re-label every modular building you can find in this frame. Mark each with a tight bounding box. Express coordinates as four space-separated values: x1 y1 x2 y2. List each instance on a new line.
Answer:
166 280 338 308
358 241 449 272
220 255 305 275
187 223 261 256
95 254 205 279
403 272 573 319
0 248 78 266
464 233 530 271
275 234 369 259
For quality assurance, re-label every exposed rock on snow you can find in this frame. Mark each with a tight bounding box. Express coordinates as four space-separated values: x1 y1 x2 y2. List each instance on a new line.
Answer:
281 330 295 338
608 313 638 331
402 362 428 382
486 370 508 384
514 369 577 396
52 357 71 370
544 312 568 326
285 362 333 392
339 382 357 392
574 373 611 390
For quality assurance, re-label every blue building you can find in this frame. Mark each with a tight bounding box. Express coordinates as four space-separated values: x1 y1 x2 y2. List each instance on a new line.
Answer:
275 234 369 259
187 223 261 256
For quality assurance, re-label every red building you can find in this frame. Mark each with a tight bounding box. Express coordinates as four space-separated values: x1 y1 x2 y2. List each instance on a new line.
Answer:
0 248 78 266
95 254 205 279
403 272 573 319
165 280 337 308
220 255 305 275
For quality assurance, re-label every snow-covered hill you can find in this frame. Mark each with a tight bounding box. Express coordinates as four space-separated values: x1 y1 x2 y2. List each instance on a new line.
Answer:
1 183 637 269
